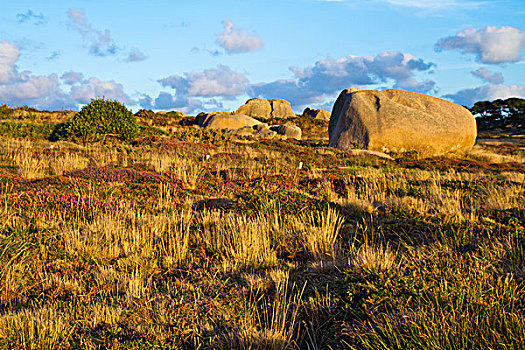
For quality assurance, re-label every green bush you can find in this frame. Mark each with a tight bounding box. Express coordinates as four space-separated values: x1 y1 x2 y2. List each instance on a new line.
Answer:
0 104 13 118
0 121 55 139
65 98 138 142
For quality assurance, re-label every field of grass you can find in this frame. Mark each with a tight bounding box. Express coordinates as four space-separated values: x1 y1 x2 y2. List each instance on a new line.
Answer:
0 107 524 349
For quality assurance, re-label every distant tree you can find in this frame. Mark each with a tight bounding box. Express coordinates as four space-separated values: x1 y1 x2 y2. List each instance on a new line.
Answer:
470 97 525 131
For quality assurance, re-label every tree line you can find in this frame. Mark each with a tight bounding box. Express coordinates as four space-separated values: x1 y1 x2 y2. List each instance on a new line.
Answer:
470 97 525 132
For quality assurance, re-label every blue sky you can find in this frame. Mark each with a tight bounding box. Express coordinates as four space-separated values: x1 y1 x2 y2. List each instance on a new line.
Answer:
0 0 524 114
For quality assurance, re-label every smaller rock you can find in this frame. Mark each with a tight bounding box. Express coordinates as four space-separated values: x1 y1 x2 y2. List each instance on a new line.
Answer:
346 149 393 160
230 125 259 137
270 124 302 140
257 128 278 139
197 111 261 130
229 123 277 139
302 107 330 122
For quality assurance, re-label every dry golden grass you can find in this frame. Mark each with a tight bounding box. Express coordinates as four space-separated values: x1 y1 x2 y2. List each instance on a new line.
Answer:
294 207 344 260
0 130 523 348
0 307 73 349
229 272 304 350
200 210 278 270
350 242 398 274
463 144 525 164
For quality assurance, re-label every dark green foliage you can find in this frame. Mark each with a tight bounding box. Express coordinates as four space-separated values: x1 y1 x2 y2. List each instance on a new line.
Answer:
0 121 56 139
64 98 138 142
49 122 68 141
139 125 169 136
134 109 156 119
471 97 525 131
0 104 13 118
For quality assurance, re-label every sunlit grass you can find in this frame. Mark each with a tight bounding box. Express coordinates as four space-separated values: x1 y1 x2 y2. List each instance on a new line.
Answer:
0 127 523 348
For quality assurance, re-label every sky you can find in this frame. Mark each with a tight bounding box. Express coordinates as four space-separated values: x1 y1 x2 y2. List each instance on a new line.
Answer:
0 0 524 114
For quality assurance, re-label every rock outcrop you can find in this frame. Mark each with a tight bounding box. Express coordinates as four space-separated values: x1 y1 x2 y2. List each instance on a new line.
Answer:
196 111 261 130
196 110 302 140
329 89 477 156
235 99 272 120
236 98 295 119
302 107 331 122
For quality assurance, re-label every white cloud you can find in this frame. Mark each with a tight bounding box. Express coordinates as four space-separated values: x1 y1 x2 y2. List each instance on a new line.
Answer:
251 51 436 109
69 77 131 105
150 92 204 114
67 7 117 57
61 71 84 85
16 10 45 25
67 8 148 62
46 51 60 61
139 91 225 114
470 68 504 84
436 26 525 64
216 20 264 54
0 73 65 110
158 65 249 98
139 65 249 113
383 0 486 10
444 84 525 106
319 0 487 13
0 40 131 110
0 40 19 84
250 79 324 108
127 48 147 62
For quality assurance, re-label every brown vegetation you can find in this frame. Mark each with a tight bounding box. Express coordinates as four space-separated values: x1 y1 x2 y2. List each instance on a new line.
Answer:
0 108 524 349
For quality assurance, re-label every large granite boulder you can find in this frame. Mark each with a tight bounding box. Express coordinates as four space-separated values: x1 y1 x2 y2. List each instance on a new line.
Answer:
236 98 295 119
236 99 272 119
196 111 261 130
329 89 477 156
302 107 331 122
269 99 295 118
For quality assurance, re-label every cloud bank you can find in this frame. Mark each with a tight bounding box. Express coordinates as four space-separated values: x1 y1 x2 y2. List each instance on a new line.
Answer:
159 65 249 98
0 40 131 110
141 65 247 113
139 51 436 113
216 20 264 53
251 51 436 109
444 84 525 107
436 26 525 64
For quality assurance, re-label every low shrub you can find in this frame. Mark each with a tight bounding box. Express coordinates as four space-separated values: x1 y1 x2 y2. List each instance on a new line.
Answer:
64 98 138 142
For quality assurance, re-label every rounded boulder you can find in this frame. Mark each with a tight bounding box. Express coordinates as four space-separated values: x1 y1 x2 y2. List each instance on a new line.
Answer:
236 99 272 120
329 89 477 156
236 98 296 119
302 107 331 122
197 111 262 130
270 124 302 140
